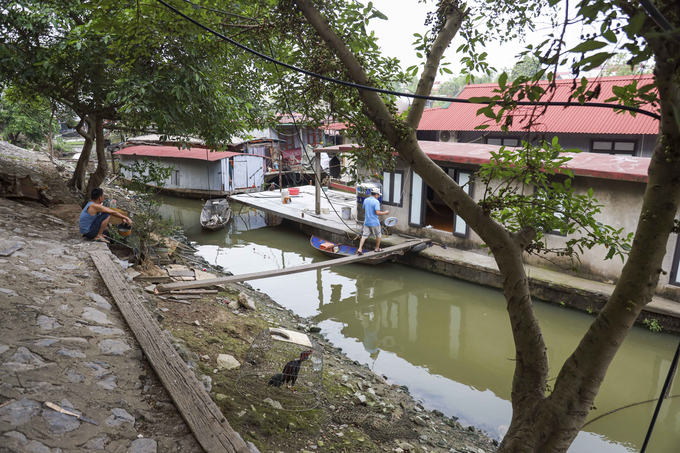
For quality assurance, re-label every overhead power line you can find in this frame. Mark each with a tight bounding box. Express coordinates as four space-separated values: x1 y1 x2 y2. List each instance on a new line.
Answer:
156 0 661 121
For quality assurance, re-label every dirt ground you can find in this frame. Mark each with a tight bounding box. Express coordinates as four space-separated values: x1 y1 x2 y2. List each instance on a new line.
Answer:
1 142 497 453
0 144 201 452
145 282 499 453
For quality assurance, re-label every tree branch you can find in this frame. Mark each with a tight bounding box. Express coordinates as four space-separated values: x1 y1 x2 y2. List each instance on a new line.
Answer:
406 3 468 129
293 0 549 413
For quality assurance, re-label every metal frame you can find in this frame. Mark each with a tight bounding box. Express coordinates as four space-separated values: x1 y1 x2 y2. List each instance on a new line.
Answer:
452 169 473 238
485 136 522 147
409 172 427 228
589 138 637 156
669 236 680 287
382 169 405 208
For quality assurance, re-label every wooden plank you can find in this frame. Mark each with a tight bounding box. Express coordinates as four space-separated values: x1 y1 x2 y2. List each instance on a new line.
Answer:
158 296 192 305
135 276 174 283
89 251 249 453
171 290 219 295
168 269 195 278
157 239 430 293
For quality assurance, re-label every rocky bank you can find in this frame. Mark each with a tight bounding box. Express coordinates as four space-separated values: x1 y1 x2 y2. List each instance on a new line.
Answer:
0 142 497 453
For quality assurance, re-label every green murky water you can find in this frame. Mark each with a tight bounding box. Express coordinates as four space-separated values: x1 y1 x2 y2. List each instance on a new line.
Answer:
159 195 680 452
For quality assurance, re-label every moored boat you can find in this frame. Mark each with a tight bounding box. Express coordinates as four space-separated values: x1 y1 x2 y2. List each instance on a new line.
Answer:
200 199 231 230
310 236 392 265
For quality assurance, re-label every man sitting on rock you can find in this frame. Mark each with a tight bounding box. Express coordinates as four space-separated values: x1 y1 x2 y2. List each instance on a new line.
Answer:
79 187 132 243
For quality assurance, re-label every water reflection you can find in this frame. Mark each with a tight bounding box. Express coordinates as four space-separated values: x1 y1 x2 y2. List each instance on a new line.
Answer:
158 196 680 452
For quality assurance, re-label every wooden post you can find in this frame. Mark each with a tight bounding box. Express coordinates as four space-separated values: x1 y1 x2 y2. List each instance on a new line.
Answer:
315 149 321 215
89 252 250 453
156 239 431 293
278 143 283 191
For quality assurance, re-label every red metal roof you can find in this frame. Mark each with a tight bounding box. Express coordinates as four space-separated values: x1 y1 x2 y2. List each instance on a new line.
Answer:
419 74 659 135
318 141 650 183
115 146 240 161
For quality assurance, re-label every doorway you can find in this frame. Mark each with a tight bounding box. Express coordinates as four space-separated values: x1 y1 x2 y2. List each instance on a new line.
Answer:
425 185 455 232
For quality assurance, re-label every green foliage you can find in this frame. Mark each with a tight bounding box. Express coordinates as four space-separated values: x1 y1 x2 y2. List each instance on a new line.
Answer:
0 0 271 147
120 158 174 190
266 0 408 181
509 56 546 81
601 52 654 77
643 318 662 333
120 158 178 263
477 138 633 264
0 89 58 145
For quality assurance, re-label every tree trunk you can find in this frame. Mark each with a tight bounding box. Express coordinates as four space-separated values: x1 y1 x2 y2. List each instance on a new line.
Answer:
85 116 108 195
293 1 680 452
48 103 55 161
68 116 94 192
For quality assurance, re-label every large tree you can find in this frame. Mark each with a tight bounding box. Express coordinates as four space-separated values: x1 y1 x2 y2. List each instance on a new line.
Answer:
260 0 679 451
0 0 271 194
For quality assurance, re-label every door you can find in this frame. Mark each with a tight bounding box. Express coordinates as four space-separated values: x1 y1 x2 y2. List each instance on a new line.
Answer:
246 156 264 188
221 158 230 191
409 172 426 227
232 155 248 189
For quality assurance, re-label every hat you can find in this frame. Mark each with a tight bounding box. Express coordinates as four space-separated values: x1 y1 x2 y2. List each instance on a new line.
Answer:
370 188 381 195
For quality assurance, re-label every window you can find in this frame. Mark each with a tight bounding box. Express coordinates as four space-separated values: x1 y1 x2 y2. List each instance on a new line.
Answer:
382 170 405 207
279 128 297 150
590 140 636 155
172 170 180 186
281 132 296 150
447 168 474 237
307 128 322 146
670 238 680 287
486 137 520 147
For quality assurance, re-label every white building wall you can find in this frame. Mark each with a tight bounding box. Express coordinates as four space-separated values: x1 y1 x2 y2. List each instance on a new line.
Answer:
119 155 222 191
367 157 680 297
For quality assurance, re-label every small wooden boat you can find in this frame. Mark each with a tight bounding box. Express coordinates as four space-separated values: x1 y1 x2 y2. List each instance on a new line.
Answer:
310 236 392 265
200 198 231 230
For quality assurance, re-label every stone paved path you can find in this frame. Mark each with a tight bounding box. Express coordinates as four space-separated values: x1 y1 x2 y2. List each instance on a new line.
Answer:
0 197 202 452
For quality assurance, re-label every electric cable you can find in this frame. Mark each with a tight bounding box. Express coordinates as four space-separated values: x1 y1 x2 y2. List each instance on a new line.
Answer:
258 29 364 236
155 0 661 121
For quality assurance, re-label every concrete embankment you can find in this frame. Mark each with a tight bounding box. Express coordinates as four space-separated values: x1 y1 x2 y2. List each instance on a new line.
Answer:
286 217 680 334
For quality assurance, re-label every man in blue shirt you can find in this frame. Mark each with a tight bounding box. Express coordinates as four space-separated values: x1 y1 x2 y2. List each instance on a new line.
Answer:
357 188 390 255
79 188 132 243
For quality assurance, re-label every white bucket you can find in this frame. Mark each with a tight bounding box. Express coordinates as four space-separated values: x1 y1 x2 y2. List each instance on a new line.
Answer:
281 189 290 203
341 206 352 220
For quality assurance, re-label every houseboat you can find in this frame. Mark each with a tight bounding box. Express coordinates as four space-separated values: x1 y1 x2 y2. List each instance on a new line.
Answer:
116 145 266 199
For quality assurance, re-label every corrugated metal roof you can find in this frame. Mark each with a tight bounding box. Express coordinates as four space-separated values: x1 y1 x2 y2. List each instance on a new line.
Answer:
115 146 240 161
318 141 650 183
419 74 659 135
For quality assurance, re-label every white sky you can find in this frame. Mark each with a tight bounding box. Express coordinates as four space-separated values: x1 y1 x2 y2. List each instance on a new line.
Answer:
366 0 589 80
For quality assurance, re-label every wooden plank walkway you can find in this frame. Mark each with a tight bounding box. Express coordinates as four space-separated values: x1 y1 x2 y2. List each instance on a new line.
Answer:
89 251 250 453
156 239 430 293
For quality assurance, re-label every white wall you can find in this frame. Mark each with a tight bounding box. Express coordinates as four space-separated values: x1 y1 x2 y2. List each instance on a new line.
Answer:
120 155 222 191
366 157 680 297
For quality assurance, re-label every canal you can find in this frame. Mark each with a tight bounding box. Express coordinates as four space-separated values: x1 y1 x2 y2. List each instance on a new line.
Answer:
159 195 680 452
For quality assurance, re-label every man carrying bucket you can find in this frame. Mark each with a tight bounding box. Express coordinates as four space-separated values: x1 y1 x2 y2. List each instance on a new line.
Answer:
356 188 389 255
